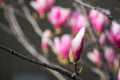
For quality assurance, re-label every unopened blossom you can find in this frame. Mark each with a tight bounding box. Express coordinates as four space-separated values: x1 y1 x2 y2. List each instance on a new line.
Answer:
69 27 85 63
41 29 52 54
68 11 88 33
0 0 4 3
107 21 120 49
113 56 120 71
89 9 108 33
104 47 116 65
87 48 102 67
99 33 106 46
118 69 120 80
30 0 55 18
54 34 72 59
0 0 4 8
48 6 71 34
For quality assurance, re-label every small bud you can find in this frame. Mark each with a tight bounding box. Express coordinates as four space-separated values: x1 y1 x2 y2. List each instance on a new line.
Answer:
99 33 106 46
69 27 85 63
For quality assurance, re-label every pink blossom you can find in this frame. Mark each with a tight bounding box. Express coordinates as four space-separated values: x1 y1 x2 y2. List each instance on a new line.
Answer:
69 27 85 63
107 21 120 49
87 48 102 67
99 33 106 46
113 55 120 71
30 0 55 15
0 0 4 3
89 9 108 33
54 34 72 59
41 29 52 53
68 11 88 33
104 47 116 64
48 6 71 31
118 69 120 80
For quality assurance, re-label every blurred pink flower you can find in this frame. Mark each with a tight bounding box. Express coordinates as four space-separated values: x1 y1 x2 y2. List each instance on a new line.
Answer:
30 0 55 16
104 47 116 64
68 11 88 33
69 27 85 63
0 0 4 3
99 33 106 46
107 21 120 49
41 29 52 53
54 34 72 59
113 55 120 71
89 9 108 33
87 48 102 67
48 6 71 31
118 69 120 80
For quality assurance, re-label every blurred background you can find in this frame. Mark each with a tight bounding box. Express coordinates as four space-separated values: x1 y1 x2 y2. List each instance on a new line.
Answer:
0 0 120 80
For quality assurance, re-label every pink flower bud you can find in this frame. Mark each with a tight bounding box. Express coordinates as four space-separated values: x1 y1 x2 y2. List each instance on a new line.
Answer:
54 34 72 59
104 47 116 64
69 27 85 63
48 6 71 30
118 69 120 80
0 0 3 3
99 33 106 46
107 21 120 49
89 9 108 33
113 55 120 71
87 48 102 67
68 11 88 33
30 0 55 15
41 29 52 53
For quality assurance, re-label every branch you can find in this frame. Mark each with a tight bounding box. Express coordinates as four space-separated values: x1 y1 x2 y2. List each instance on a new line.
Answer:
21 5 55 53
75 0 114 20
0 44 82 80
73 0 114 80
3 5 67 80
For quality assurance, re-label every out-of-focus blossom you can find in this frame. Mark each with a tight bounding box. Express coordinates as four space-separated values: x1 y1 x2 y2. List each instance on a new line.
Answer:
0 0 4 8
104 47 116 65
0 0 4 3
107 21 120 49
69 27 85 63
54 34 72 59
30 0 55 18
41 29 52 54
68 11 88 33
89 9 108 33
87 48 102 67
48 6 71 34
113 56 120 71
99 33 106 46
118 69 120 80
54 34 72 64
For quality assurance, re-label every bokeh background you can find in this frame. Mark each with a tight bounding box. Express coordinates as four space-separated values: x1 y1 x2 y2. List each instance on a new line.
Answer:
0 0 120 80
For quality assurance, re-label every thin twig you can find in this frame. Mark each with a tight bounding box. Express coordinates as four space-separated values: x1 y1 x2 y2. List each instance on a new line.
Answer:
75 0 113 20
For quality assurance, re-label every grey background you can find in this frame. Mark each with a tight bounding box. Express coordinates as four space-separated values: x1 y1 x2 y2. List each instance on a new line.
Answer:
0 0 120 80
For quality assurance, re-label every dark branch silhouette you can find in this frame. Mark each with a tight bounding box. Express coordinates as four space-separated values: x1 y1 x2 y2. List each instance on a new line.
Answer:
0 44 83 80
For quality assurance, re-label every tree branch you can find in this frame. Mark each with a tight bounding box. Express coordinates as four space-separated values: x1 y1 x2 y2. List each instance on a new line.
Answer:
0 44 82 80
